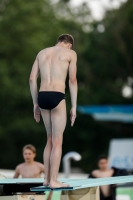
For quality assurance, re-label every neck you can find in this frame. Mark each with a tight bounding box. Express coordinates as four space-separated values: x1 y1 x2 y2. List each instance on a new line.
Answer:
100 168 107 171
56 42 69 49
25 160 34 164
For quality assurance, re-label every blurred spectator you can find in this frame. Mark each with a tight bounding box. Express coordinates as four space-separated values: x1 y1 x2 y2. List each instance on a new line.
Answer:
13 144 44 178
88 155 127 200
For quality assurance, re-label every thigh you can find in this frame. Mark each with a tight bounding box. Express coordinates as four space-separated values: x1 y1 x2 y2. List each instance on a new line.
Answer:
40 109 52 136
51 100 66 140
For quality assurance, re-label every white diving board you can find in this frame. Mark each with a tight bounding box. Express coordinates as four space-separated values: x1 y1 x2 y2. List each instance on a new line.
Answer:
0 178 81 184
0 178 44 184
0 176 133 200
30 176 133 191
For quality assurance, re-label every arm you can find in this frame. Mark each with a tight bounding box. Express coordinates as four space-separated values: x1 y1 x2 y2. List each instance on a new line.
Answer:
29 56 40 123
13 166 20 178
88 171 96 178
40 163 45 173
69 51 78 127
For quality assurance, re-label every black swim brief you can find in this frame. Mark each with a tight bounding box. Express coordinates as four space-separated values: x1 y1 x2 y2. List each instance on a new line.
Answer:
38 91 65 110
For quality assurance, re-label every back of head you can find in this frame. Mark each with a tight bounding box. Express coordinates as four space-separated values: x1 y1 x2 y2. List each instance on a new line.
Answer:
57 34 74 48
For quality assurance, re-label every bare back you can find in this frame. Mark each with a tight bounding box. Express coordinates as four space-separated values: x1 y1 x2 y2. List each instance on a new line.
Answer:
37 46 73 93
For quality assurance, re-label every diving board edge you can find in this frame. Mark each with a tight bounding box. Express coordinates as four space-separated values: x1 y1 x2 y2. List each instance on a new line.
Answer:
30 176 133 192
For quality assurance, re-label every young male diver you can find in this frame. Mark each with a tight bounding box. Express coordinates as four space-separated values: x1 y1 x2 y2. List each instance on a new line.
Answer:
29 34 78 188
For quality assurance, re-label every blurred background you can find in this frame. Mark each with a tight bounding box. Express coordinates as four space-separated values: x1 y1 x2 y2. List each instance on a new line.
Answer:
0 0 133 177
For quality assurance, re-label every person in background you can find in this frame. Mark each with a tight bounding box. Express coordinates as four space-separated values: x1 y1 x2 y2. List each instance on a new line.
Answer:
13 144 44 178
89 155 127 200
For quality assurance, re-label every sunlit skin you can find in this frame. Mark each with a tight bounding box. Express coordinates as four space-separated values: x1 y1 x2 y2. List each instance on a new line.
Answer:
29 39 77 188
92 158 114 197
13 149 44 178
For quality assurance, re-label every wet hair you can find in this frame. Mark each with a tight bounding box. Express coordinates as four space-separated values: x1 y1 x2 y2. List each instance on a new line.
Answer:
57 34 74 48
22 144 36 154
97 155 108 163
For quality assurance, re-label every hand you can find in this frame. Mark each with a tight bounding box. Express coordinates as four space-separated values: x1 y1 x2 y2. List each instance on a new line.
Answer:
33 104 40 123
70 107 76 127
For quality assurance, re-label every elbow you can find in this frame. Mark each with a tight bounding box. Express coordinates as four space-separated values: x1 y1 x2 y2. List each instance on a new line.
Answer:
69 78 77 85
29 78 32 83
29 78 33 84
29 76 36 83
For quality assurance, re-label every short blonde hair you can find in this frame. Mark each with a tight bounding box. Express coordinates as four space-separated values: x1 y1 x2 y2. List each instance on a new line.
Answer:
22 144 36 154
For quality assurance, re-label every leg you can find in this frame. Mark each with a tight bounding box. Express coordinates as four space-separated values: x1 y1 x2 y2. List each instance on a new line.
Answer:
50 100 69 188
40 109 52 186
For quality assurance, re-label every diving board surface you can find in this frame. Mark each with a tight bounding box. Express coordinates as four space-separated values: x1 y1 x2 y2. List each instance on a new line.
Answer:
30 176 133 191
0 178 82 184
0 178 44 184
0 176 133 200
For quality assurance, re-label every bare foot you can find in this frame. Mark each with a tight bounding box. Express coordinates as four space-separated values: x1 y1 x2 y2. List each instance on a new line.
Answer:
43 180 49 187
50 180 69 188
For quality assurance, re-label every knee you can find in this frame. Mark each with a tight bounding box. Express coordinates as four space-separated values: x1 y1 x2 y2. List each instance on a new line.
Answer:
47 135 52 145
52 137 62 147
